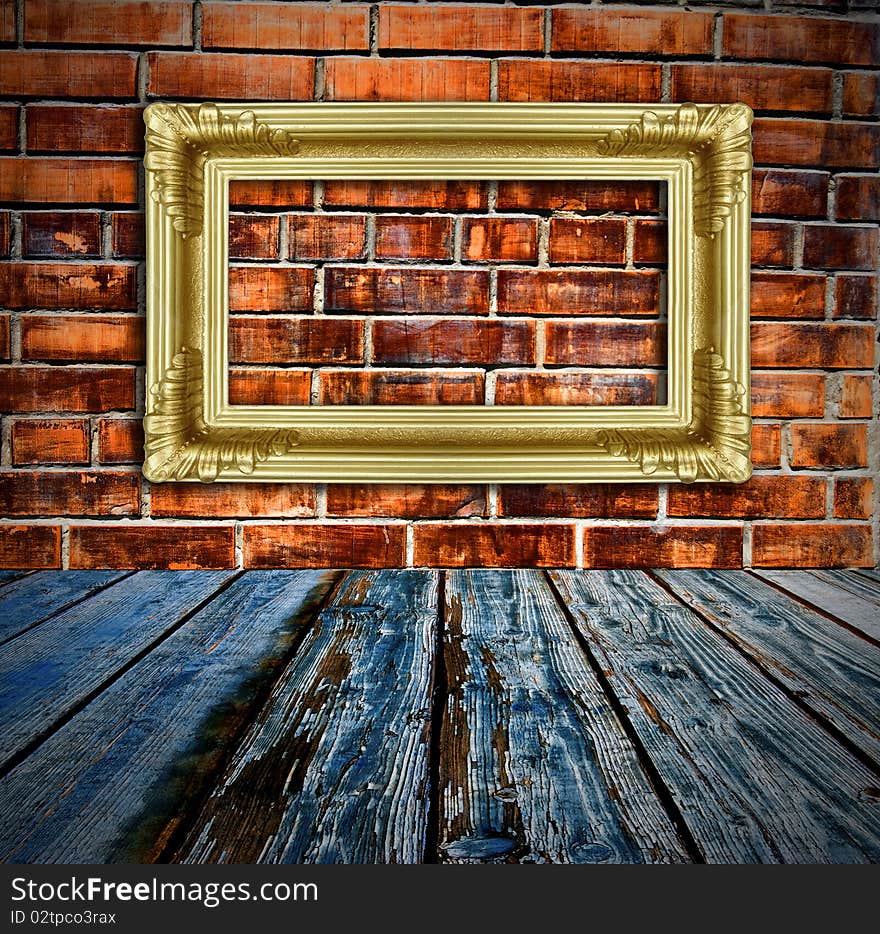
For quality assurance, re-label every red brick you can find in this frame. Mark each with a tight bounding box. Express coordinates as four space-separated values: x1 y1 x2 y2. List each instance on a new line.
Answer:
0 471 139 517
0 0 12 43
462 217 538 263
497 269 660 316
326 485 486 519
375 215 453 261
243 523 406 569
288 215 366 261
494 371 658 406
751 323 874 368
582 526 743 569
752 524 873 568
228 266 313 313
668 476 826 519
22 212 101 257
843 72 879 118
323 180 485 211
150 483 315 519
549 217 626 265
204 1 368 51
325 57 489 102
751 372 826 418
791 423 868 468
723 13 879 67
413 523 576 569
750 223 796 268
497 180 660 214
0 263 136 309
753 119 880 169
802 224 878 271
147 52 314 100
69 525 236 570
752 424 782 468
750 273 826 318
98 419 144 464
372 318 535 366
27 105 143 154
380 5 542 53
230 180 312 209
834 274 877 319
498 60 660 103
671 63 833 113
110 213 144 258
227 369 310 406
0 314 7 361
26 0 191 46
752 169 828 217
553 7 713 55
0 51 137 99
0 525 60 569
228 214 280 260
21 316 143 363
834 478 873 520
544 321 664 368
11 419 90 465
633 219 666 265
0 158 138 205
229 316 363 365
835 175 880 223
320 369 484 406
839 374 873 419
0 367 136 413
0 106 17 151
325 267 488 316
497 485 659 519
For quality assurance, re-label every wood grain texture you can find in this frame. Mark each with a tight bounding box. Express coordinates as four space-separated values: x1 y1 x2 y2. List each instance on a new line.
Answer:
440 570 689 863
0 570 235 773
549 570 880 863
177 569 438 864
656 570 880 765
0 569 129 644
755 569 880 642
855 569 880 585
0 570 31 587
0 571 336 863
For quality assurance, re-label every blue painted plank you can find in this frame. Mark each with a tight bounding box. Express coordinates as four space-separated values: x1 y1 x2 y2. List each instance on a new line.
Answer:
0 570 338 863
178 570 438 864
551 570 880 863
0 570 130 645
0 571 31 588
0 570 235 773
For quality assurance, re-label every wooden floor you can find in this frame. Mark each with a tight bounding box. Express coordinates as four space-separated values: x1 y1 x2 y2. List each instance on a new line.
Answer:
0 567 878 864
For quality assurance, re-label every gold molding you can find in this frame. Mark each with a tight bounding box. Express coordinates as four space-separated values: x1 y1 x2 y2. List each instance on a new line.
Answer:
597 103 753 237
144 348 300 482
144 103 300 237
143 103 752 484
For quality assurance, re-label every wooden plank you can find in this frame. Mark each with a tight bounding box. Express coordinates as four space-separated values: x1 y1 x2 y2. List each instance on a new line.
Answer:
755 569 880 642
0 569 235 773
0 569 130 645
176 569 438 864
854 569 880 586
440 570 689 864
0 570 31 588
656 570 880 765
550 570 880 863
0 571 337 864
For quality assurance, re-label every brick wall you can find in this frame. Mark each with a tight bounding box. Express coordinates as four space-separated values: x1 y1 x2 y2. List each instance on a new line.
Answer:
0 0 877 570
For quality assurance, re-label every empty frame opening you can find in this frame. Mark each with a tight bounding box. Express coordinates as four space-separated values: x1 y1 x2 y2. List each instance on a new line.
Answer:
226 178 669 407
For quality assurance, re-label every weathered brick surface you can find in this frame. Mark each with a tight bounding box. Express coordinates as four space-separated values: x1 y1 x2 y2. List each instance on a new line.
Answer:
0 1 876 569
243 523 406 569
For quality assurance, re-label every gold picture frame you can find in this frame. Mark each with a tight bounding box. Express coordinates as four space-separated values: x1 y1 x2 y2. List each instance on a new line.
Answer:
143 102 752 484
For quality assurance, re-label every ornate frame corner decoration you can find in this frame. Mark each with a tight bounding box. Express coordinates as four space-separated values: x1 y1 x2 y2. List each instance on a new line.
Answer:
143 102 753 484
